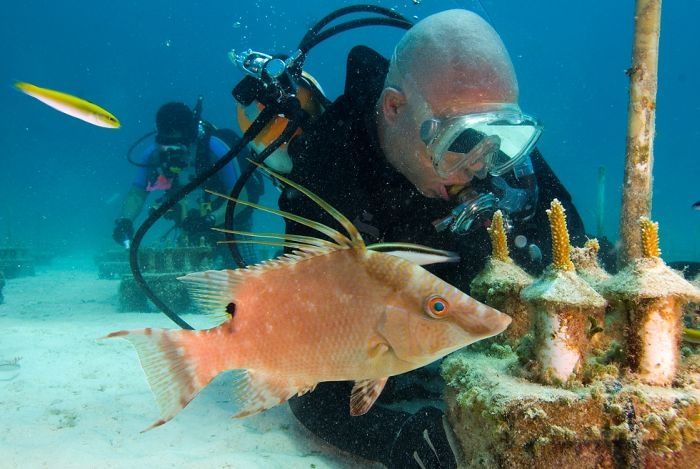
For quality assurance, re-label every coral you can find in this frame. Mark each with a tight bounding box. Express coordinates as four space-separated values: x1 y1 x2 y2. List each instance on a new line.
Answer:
443 350 700 468
546 199 574 271
601 229 700 385
571 238 610 295
469 251 533 347
487 210 511 263
521 268 607 385
585 238 600 253
486 343 516 359
640 216 661 259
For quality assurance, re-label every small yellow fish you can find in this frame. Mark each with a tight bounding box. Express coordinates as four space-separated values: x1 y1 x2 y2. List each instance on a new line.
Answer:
15 81 120 128
684 327 700 344
107 163 511 430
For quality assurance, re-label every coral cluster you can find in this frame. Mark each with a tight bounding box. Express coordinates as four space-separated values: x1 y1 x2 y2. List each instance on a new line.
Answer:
447 212 700 467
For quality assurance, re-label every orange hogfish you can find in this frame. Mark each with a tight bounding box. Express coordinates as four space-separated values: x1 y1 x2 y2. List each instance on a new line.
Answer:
107 163 511 430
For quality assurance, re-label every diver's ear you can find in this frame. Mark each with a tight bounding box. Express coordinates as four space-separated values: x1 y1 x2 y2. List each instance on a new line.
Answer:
380 87 407 124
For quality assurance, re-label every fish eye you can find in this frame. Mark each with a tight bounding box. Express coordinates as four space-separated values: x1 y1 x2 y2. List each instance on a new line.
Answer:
424 295 449 319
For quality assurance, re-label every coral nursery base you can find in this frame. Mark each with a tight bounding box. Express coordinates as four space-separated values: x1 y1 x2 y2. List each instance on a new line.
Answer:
442 350 699 468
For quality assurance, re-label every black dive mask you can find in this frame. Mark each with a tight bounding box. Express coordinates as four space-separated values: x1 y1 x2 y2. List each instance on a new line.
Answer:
157 144 189 175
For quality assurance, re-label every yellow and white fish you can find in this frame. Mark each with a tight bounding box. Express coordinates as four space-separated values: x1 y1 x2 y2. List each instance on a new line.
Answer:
107 163 511 430
15 81 120 128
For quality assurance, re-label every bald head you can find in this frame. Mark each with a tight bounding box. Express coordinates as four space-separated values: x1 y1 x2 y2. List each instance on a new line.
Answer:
387 9 518 109
377 10 521 200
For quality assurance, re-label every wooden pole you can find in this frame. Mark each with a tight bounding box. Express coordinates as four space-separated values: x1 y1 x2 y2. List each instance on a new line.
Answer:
618 0 662 266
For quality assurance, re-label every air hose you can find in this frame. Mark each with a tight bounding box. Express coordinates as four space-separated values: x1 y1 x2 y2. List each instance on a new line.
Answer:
131 4 414 328
224 5 413 269
129 105 279 329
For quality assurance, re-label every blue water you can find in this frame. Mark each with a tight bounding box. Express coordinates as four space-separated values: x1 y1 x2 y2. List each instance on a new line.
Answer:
1 0 698 259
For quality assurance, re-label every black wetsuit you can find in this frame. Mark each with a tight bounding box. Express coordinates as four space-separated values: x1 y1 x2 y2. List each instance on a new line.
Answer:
281 46 586 467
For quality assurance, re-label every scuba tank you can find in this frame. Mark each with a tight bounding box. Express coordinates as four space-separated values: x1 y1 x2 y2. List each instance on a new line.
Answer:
233 56 327 174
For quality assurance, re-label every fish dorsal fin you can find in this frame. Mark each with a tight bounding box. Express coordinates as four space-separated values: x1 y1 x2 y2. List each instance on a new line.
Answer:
213 228 338 249
350 378 388 416
230 370 314 418
179 247 340 325
367 242 460 265
208 189 351 248
248 160 366 248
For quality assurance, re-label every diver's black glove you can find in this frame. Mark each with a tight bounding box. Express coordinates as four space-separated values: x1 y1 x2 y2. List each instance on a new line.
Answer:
387 406 458 469
112 218 134 248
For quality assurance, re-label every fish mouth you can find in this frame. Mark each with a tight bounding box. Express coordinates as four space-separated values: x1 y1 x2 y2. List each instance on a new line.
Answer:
453 302 512 341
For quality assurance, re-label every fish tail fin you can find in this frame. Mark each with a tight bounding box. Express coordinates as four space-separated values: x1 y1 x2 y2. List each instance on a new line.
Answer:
106 327 228 431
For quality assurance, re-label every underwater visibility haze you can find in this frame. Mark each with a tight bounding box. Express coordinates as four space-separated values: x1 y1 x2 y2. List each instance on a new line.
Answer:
0 1 699 468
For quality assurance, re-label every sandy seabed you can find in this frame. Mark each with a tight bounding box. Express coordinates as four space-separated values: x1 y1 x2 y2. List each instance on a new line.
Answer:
0 256 373 469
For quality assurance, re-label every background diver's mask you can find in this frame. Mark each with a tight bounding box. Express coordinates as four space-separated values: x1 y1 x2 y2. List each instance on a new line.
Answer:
419 106 543 179
156 143 189 176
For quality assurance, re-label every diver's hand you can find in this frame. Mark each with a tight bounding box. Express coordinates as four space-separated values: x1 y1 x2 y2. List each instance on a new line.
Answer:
388 407 458 469
112 218 134 248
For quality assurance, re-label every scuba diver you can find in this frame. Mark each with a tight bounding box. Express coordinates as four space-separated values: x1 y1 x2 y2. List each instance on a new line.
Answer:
272 9 587 469
112 100 254 252
124 5 590 468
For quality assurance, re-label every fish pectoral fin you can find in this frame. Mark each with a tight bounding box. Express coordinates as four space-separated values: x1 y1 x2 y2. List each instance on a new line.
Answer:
179 270 245 326
367 335 390 360
231 370 312 418
350 377 388 416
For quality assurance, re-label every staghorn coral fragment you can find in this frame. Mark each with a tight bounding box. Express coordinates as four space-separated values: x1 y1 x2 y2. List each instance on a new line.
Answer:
547 199 574 272
639 216 661 258
487 210 511 263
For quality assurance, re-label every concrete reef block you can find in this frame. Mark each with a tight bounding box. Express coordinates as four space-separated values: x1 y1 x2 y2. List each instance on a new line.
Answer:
118 273 192 313
470 258 533 347
0 247 35 278
95 247 216 279
442 351 700 469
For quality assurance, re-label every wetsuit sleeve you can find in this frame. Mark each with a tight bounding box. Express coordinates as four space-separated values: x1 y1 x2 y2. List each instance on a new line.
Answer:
209 136 239 192
288 382 410 464
131 143 157 189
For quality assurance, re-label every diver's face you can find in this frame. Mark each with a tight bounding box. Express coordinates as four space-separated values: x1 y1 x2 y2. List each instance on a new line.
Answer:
396 68 518 200
157 129 191 147
398 90 486 201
